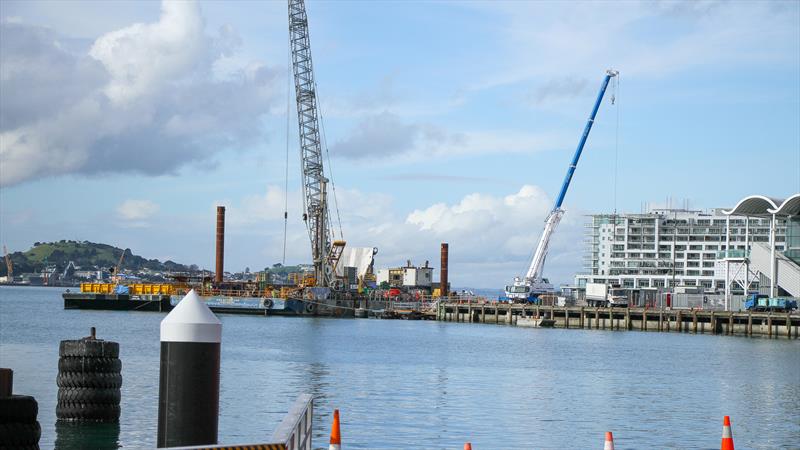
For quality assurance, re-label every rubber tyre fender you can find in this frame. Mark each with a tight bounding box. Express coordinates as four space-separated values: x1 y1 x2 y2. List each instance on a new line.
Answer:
0 395 38 423
56 403 121 422
56 372 122 389
0 445 40 450
57 388 121 404
58 357 122 373
304 302 316 314
261 298 274 309
0 422 41 445
59 340 119 358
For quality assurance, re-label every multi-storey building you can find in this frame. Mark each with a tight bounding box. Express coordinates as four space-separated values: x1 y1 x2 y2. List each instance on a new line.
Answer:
575 208 791 293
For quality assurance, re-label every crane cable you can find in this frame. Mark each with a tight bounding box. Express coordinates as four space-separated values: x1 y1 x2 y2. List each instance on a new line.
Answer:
612 74 620 215
283 36 293 265
315 80 345 241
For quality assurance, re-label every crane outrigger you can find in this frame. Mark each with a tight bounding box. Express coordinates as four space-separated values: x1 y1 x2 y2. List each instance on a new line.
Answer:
505 69 618 302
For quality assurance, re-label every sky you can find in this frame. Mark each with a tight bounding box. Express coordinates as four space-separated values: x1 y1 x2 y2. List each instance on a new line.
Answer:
1 0 799 289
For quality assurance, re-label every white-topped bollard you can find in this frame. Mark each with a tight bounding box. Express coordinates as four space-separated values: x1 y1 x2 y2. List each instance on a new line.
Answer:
157 290 221 448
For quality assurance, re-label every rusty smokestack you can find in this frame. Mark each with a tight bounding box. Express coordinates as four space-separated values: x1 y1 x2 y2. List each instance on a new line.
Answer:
215 206 225 284
440 243 449 298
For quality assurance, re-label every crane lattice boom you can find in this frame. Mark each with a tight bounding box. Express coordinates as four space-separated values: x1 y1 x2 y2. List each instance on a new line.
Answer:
289 0 338 287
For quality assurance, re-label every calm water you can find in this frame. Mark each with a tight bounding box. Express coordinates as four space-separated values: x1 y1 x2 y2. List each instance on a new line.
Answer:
1 286 798 449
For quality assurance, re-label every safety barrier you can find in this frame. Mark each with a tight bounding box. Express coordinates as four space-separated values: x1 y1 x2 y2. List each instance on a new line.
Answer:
270 393 313 450
80 283 175 295
163 394 313 450
656 293 747 310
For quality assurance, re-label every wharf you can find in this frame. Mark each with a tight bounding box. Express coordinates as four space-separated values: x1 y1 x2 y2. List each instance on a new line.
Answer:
437 301 800 338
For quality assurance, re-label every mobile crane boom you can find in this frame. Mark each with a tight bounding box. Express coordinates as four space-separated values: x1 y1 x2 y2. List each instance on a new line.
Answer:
506 69 618 301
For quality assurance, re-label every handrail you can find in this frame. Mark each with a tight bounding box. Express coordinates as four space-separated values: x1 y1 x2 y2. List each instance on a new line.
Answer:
270 393 313 450
162 393 313 450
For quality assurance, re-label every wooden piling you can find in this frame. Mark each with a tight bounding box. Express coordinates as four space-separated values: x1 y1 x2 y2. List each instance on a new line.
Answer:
747 312 753 336
768 313 772 338
692 310 698 333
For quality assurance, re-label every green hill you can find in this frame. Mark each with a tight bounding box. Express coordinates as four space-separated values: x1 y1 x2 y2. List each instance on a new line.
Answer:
2 240 191 276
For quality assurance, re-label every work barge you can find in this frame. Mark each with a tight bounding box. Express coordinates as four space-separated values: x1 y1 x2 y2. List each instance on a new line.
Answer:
437 301 800 339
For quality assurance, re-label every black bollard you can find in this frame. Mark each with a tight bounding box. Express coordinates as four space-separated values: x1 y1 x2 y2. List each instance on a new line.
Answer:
157 290 222 448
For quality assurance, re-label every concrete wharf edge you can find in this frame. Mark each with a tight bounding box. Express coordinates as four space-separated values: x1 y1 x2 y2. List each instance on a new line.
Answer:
436 302 800 338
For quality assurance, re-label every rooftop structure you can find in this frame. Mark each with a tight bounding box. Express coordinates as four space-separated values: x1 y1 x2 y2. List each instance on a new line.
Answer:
377 260 434 289
721 194 800 303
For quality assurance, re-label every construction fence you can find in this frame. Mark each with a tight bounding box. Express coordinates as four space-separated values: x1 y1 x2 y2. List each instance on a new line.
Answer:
655 293 747 311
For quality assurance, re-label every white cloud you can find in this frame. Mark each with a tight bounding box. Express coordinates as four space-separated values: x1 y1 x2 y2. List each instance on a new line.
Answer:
89 1 206 105
220 184 584 288
116 199 160 226
330 111 567 162
0 0 278 187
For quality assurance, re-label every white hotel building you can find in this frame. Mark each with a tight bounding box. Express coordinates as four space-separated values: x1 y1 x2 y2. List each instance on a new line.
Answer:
574 207 793 293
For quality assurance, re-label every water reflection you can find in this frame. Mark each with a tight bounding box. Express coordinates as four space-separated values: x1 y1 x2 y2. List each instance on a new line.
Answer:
55 421 121 450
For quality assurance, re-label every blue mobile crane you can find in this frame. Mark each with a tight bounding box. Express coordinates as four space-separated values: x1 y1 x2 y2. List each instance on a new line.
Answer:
505 69 618 302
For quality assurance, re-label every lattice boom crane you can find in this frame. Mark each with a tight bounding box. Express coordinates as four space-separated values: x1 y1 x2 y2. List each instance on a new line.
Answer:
289 0 345 288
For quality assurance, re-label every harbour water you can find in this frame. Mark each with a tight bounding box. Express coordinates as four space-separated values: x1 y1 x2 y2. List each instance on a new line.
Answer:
1 286 798 449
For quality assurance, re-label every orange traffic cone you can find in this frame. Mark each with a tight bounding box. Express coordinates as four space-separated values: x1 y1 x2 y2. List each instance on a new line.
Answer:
721 416 734 450
329 409 341 450
604 431 615 450
464 443 472 450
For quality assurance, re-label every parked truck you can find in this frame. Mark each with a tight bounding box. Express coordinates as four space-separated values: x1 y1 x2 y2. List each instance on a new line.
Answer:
585 283 628 307
744 294 797 312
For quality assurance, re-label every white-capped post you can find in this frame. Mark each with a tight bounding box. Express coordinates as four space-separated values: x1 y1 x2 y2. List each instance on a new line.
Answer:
157 290 222 448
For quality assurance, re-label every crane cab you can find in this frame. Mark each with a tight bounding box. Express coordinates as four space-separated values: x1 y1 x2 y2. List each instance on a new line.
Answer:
503 277 554 303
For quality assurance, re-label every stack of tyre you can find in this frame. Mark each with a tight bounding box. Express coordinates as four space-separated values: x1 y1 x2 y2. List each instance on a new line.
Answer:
0 394 40 449
56 338 122 422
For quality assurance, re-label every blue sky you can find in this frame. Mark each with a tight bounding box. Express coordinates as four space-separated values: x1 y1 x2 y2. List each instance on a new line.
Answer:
1 0 798 288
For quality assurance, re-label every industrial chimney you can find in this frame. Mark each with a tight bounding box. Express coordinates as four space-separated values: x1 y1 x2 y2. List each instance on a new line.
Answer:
215 206 225 284
440 243 449 298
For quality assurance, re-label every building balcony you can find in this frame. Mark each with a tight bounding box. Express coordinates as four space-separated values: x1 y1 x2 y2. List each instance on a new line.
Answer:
716 249 749 259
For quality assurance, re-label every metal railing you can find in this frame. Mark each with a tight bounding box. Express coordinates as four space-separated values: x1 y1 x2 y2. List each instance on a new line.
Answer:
163 394 313 450
271 393 313 450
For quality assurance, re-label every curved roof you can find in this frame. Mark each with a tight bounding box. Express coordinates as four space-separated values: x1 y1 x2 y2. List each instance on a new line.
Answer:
771 193 800 216
723 193 800 217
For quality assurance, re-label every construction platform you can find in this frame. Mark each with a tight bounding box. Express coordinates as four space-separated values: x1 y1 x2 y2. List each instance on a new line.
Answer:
437 302 800 339
62 292 387 318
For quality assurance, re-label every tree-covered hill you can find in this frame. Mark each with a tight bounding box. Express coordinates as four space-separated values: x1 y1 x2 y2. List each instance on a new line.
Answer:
2 240 191 276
